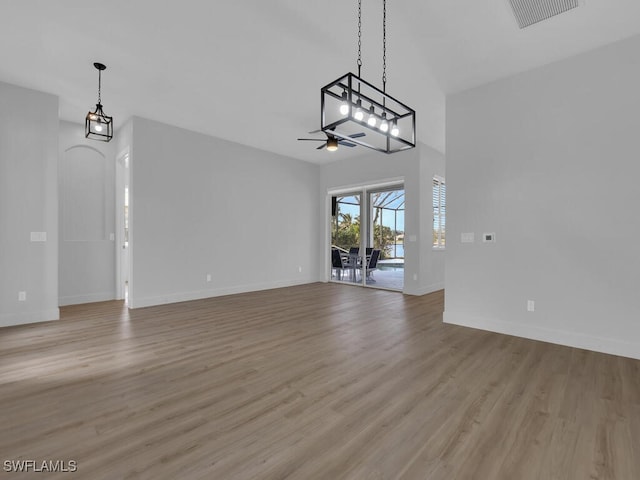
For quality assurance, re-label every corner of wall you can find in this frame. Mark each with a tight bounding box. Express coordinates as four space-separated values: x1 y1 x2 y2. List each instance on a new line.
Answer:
0 81 59 327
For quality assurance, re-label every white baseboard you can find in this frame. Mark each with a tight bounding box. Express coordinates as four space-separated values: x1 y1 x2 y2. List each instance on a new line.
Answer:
404 282 445 296
59 291 116 306
129 278 316 309
0 308 60 328
443 311 640 361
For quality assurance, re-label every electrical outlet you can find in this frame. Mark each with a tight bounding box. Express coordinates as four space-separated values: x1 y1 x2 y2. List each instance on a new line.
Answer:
527 300 535 312
18 291 26 301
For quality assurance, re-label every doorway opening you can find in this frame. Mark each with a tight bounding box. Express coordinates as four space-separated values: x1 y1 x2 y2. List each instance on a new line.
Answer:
330 184 404 291
116 150 130 303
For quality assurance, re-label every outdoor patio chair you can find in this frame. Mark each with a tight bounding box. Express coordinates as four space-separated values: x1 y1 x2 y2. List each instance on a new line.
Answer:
346 247 360 268
332 248 347 280
366 249 380 280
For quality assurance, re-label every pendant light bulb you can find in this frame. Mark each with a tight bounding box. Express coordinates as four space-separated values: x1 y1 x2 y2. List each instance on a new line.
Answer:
354 100 364 121
391 121 400 137
367 106 377 127
339 91 349 116
379 113 389 133
326 137 339 152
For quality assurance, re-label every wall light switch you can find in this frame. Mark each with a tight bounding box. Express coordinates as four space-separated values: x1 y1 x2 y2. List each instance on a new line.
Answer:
461 232 475 243
206 274 212 282
527 300 535 312
109 233 115 241
18 291 26 301
30 232 47 242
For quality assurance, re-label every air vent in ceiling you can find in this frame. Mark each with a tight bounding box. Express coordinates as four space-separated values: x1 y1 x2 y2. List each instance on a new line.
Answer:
508 0 579 29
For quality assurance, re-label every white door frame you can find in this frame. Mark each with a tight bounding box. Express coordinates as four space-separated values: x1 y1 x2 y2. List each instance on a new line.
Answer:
326 177 405 288
115 149 130 301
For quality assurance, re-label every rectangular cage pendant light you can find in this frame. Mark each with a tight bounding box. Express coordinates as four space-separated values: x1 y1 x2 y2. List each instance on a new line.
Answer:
321 72 416 154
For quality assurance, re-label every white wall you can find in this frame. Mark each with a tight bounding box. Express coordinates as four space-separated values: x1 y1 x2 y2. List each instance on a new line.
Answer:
128 117 321 308
58 121 116 305
0 81 59 327
319 142 446 295
445 34 640 360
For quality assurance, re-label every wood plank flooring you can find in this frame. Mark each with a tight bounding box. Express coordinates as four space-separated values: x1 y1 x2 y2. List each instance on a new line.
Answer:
1 283 639 479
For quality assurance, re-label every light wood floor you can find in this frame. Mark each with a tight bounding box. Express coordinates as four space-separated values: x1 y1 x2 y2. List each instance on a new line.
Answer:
1 283 639 480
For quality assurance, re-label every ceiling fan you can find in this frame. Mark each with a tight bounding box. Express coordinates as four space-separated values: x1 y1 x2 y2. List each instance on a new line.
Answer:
297 130 366 151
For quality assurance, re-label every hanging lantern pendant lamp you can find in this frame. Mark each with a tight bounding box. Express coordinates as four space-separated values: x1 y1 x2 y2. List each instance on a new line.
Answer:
85 62 113 142
320 0 415 154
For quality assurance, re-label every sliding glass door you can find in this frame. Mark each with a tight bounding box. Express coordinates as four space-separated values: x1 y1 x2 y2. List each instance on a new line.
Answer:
330 185 404 291
367 187 404 291
330 193 362 285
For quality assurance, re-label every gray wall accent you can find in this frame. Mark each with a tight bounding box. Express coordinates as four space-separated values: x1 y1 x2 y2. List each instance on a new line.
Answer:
58 121 116 306
320 143 446 295
445 35 640 360
128 117 321 308
0 81 59 327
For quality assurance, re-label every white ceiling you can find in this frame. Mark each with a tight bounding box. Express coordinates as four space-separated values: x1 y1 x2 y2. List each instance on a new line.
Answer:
1 0 640 164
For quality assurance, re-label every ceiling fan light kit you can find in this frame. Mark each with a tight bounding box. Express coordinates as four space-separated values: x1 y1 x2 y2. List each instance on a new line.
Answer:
320 0 415 154
297 131 366 151
85 62 113 142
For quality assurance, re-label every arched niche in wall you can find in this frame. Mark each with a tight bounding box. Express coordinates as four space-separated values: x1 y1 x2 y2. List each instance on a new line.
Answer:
60 145 107 242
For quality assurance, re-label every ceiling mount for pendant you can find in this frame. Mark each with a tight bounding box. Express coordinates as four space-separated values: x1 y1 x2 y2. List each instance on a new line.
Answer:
85 62 113 142
320 0 416 154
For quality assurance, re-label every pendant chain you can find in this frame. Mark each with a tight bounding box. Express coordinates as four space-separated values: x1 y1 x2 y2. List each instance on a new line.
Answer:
382 0 387 92
357 0 362 77
97 70 102 105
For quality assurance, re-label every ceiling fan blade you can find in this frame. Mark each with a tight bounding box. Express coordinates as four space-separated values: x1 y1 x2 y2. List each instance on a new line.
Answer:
297 138 326 142
316 143 328 150
308 129 323 134
349 132 366 138
339 141 357 147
